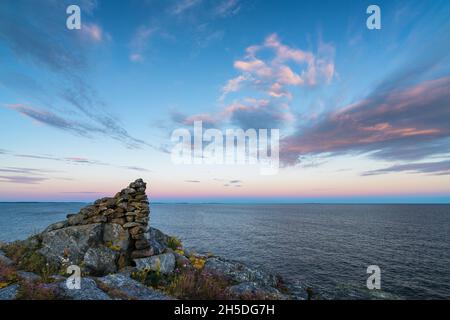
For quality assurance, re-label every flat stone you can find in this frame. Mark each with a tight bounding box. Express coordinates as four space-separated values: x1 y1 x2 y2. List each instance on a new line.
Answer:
130 226 146 235
112 211 126 218
0 284 19 300
92 215 107 223
131 233 146 241
103 209 115 216
130 248 154 259
96 273 171 300
135 217 149 224
133 253 175 274
111 218 126 225
123 222 140 229
59 278 111 300
135 239 150 250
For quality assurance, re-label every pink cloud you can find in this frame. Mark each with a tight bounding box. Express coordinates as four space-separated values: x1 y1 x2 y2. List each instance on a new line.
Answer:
222 33 335 100
280 77 450 165
82 23 103 42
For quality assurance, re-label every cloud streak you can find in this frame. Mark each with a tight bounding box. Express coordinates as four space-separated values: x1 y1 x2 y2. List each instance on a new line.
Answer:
0 0 151 149
0 175 49 184
362 160 450 176
281 77 450 166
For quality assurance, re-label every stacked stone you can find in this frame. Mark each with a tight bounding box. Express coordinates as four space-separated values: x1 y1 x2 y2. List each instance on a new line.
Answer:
65 178 151 256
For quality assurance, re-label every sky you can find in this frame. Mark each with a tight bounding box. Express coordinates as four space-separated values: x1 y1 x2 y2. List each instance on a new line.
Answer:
0 0 450 203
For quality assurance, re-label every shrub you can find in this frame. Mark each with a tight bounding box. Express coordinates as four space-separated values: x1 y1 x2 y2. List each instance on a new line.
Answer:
4 241 59 281
131 265 169 289
167 269 231 300
167 236 182 250
16 281 62 300
0 262 18 285
0 260 18 289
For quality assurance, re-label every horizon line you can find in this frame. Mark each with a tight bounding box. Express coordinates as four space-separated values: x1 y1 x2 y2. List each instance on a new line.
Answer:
1 201 450 205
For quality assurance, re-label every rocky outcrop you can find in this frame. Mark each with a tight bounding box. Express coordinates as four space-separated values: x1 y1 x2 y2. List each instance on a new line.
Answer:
0 179 292 300
36 179 152 275
39 223 104 266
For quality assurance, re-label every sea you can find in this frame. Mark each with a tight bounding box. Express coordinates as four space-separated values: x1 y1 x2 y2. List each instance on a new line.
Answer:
1 202 449 299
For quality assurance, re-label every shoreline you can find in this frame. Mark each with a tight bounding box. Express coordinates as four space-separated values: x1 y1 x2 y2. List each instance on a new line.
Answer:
0 179 298 300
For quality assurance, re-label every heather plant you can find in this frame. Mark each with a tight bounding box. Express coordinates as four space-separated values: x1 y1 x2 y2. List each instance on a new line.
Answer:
167 268 231 300
16 280 63 300
0 262 18 289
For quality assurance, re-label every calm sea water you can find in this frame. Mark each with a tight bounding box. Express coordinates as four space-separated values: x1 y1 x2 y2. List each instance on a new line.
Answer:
1 202 449 299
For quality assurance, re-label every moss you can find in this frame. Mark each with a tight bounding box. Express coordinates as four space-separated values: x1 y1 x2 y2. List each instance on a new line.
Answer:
105 241 122 252
0 282 10 289
189 256 206 270
174 249 185 256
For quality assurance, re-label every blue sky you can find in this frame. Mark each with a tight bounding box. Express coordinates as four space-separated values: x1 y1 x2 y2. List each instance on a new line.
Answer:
0 0 450 202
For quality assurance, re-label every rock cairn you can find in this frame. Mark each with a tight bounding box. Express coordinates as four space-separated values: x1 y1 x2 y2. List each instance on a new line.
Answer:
64 178 151 257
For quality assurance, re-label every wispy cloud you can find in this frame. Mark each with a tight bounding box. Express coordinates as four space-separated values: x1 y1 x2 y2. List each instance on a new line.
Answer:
0 166 63 185
0 1 150 149
0 167 59 175
214 0 241 17
129 25 157 62
171 0 202 15
6 104 95 136
0 175 49 184
120 166 152 172
82 23 103 42
185 180 201 183
280 77 450 166
6 151 151 173
362 160 450 176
